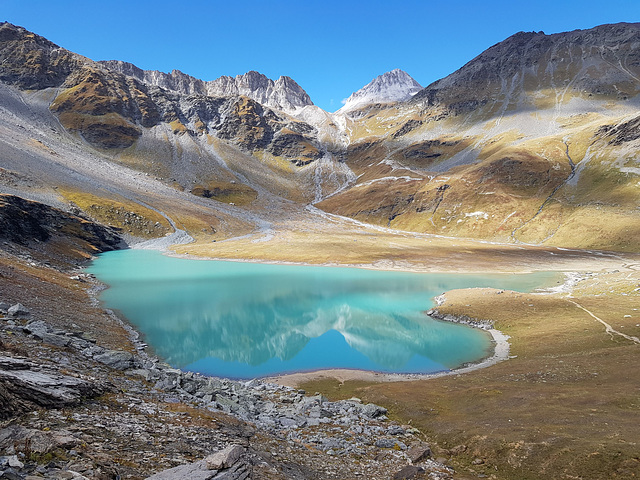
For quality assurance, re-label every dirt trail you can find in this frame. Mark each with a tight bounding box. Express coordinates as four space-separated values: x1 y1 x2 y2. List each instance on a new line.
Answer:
567 299 640 344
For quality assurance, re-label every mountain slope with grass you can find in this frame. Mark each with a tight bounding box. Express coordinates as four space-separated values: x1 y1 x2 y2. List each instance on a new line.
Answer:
318 23 640 252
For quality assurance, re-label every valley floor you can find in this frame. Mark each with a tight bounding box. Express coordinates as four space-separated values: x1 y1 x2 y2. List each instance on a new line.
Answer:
155 204 640 480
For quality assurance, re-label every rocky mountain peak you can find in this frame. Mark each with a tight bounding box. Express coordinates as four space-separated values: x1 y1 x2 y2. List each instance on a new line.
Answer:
98 60 207 96
0 22 82 89
207 71 313 113
338 69 422 113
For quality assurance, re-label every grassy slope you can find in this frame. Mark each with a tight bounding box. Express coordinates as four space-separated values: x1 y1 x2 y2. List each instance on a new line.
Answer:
300 271 640 480
318 102 640 253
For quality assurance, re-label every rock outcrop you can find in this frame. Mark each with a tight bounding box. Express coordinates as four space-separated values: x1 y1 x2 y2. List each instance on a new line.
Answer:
0 194 122 257
99 61 314 113
0 356 106 416
0 22 81 89
207 71 313 113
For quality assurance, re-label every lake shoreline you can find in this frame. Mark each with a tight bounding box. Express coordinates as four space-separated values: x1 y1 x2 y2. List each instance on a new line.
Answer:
158 248 577 275
266 311 512 387
89 247 581 386
267 269 588 386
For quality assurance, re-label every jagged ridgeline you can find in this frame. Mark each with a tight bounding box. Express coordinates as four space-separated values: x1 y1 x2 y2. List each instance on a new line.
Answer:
0 21 639 251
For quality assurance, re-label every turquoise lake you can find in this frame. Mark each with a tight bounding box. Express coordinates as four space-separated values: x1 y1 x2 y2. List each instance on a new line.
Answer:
88 250 559 379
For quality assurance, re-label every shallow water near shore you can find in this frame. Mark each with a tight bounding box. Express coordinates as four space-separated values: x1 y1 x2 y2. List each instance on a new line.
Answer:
88 250 559 379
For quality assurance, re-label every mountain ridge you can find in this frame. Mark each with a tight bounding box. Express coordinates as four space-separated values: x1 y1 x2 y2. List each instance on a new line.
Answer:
411 22 640 115
99 60 314 113
0 21 639 251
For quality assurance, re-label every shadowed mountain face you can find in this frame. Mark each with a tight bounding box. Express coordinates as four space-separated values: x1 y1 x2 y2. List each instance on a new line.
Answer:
412 23 640 116
0 21 639 252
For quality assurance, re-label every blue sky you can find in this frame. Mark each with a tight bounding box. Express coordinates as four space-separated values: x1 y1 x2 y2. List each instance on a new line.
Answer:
3 0 640 111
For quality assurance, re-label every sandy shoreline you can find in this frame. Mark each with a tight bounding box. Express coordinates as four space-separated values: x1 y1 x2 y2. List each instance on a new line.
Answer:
152 244 627 275
266 326 512 388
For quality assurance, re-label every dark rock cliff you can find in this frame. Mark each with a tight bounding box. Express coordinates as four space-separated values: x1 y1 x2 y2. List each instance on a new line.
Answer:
0 194 122 257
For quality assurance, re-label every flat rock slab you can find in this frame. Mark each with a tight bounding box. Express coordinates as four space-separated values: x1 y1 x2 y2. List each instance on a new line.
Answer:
146 445 246 480
206 445 245 470
145 459 217 480
93 350 135 370
0 355 105 411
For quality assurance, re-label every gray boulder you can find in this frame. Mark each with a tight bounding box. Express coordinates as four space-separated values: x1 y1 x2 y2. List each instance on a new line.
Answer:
145 445 246 480
387 425 406 435
375 438 397 449
93 350 135 370
145 459 217 480
361 403 388 418
205 445 244 470
7 304 30 318
24 319 49 336
375 438 407 450
393 465 425 479
408 444 432 463
40 333 72 348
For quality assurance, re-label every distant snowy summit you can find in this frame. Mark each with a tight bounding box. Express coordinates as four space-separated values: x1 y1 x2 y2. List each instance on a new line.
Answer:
338 69 422 113
99 61 313 113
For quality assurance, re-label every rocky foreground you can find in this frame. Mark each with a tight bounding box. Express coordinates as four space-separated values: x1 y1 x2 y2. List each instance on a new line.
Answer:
0 194 460 479
0 283 451 479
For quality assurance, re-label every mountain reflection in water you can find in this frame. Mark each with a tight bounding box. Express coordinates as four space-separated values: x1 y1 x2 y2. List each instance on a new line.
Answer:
89 250 558 379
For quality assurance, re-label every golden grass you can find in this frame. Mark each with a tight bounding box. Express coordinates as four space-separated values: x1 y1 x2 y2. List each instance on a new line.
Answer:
328 116 640 252
191 180 258 206
169 119 188 135
300 271 640 480
57 112 141 148
172 223 639 274
58 188 170 238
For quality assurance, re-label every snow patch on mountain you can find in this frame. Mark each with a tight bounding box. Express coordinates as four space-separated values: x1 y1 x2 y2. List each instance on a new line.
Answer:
338 69 422 113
